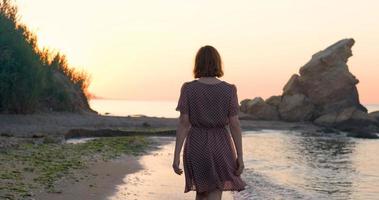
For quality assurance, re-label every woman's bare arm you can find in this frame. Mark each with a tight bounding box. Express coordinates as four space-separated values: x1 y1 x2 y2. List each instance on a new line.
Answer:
229 115 243 161
229 115 245 175
173 113 191 175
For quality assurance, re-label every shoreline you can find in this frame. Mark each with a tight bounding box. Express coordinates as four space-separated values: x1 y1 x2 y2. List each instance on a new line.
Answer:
34 136 234 199
0 111 329 153
106 137 234 199
0 135 152 199
0 111 360 199
34 154 144 200
0 111 325 139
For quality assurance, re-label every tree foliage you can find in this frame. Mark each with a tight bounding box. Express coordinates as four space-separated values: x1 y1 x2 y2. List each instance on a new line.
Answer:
0 0 91 113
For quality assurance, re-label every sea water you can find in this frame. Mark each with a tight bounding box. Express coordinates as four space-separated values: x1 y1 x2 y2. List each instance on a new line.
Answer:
234 130 379 199
89 99 379 118
90 100 379 199
109 131 379 200
89 99 179 118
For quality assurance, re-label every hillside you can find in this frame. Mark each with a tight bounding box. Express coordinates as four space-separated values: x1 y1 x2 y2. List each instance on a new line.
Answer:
0 0 95 114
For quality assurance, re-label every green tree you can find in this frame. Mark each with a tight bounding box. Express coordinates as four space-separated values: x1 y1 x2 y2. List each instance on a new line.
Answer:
0 0 91 113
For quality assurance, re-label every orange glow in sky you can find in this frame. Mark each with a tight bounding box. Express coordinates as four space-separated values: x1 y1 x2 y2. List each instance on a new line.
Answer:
17 0 379 103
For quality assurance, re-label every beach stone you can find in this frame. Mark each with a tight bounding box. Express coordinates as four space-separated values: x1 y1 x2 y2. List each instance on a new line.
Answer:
239 97 279 120
341 114 379 133
247 97 265 109
346 131 379 139
314 107 379 137
278 94 314 121
32 133 46 138
313 112 337 126
142 121 151 127
265 95 282 108
238 111 259 120
368 111 379 123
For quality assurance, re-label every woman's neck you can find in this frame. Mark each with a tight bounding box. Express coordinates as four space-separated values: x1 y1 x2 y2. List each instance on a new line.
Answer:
197 77 222 83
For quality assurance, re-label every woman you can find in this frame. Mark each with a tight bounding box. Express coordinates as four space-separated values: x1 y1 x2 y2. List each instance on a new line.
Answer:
172 45 247 200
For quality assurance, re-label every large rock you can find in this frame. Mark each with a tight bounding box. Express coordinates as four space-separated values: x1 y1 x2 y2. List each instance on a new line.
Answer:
315 107 379 137
240 38 379 138
369 111 379 123
279 38 378 136
239 97 280 120
278 94 314 121
238 111 259 120
283 74 302 95
292 38 366 115
265 95 282 108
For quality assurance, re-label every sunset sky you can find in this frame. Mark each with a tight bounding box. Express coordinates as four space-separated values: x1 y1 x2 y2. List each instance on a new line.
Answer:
17 0 379 103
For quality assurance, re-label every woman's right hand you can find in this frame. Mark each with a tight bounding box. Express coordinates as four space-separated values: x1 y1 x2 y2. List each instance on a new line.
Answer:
235 158 245 176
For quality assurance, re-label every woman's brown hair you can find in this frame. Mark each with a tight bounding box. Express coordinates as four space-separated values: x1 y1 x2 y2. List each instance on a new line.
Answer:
193 45 224 78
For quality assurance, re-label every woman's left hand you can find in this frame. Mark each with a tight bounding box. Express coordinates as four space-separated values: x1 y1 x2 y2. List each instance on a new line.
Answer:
172 157 183 175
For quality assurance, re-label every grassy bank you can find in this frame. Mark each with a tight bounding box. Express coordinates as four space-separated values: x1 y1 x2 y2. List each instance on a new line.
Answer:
0 136 150 199
0 0 92 114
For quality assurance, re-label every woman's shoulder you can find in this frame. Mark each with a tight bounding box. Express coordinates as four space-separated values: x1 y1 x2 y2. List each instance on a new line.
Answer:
184 79 235 85
182 80 236 89
222 80 235 87
179 80 196 87
180 80 196 87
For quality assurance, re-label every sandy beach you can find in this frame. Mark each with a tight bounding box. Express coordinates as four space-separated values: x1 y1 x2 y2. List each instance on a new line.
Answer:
2 113 379 199
34 136 234 200
0 112 326 199
108 137 234 200
34 154 143 200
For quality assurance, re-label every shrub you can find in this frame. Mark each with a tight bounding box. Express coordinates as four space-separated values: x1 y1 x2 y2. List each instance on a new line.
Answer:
0 0 91 113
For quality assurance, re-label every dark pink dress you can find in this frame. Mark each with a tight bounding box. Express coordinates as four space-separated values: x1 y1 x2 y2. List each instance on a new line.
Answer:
175 79 247 193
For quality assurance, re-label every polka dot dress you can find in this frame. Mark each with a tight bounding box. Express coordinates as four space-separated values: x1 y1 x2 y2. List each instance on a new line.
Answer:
175 79 247 193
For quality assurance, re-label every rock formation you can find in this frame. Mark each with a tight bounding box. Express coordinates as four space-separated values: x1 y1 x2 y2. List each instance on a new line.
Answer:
240 97 279 120
369 111 379 123
278 94 314 121
239 38 379 138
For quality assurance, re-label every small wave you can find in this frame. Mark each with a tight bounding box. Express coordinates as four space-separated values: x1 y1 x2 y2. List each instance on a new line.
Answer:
232 169 327 200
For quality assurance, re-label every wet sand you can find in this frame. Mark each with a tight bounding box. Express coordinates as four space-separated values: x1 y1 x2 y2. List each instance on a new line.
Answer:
34 154 143 200
109 136 234 200
35 136 234 200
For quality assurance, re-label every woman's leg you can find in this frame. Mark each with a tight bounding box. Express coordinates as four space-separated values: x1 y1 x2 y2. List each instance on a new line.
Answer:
207 189 222 200
196 191 208 200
